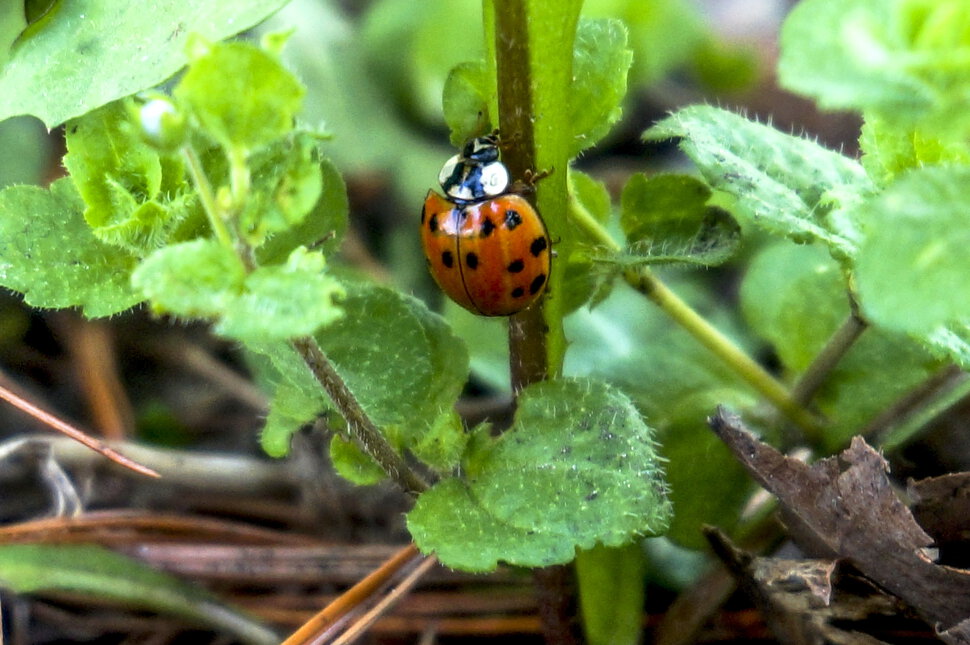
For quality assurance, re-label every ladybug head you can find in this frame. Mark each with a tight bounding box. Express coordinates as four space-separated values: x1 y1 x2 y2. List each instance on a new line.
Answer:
462 135 501 164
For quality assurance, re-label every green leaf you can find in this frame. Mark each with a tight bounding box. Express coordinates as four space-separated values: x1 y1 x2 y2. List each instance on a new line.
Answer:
260 380 325 457
0 178 141 317
444 301 510 392
856 166 970 335
646 106 874 261
330 434 387 485
239 131 324 247
569 18 632 157
175 38 305 152
217 248 344 342
63 101 192 253
0 544 276 645
408 378 672 571
257 156 349 264
618 173 740 266
860 114 970 186
779 0 970 139
132 239 245 319
0 0 289 127
743 241 938 450
443 61 490 146
576 544 645 645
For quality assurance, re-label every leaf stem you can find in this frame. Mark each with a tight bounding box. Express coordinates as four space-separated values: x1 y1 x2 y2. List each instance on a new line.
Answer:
289 337 429 496
181 145 234 250
789 306 867 408
623 267 824 437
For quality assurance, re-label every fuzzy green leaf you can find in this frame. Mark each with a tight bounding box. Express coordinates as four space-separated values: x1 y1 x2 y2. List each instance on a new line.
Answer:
408 378 671 571
569 18 632 157
257 156 348 264
239 131 324 247
255 283 468 468
63 101 192 253
330 434 387 485
175 39 304 152
646 106 873 260
0 544 276 645
856 166 970 335
860 115 970 186
618 173 740 266
132 238 245 319
0 0 289 127
779 0 970 139
0 178 141 316
216 249 344 342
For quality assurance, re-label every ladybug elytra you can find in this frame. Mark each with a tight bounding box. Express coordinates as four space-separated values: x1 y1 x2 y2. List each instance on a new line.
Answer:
420 134 551 316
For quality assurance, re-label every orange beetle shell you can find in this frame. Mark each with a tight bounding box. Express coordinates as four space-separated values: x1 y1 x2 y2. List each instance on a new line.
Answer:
420 190 551 316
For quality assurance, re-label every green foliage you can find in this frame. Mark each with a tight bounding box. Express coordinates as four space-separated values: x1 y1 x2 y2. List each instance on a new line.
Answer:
646 106 873 262
408 378 671 571
855 166 970 335
569 18 632 157
619 173 740 267
0 544 276 645
64 101 194 253
176 37 305 154
0 179 141 316
255 283 468 471
0 0 288 127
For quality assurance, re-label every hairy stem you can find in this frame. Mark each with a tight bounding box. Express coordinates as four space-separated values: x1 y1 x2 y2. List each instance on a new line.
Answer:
290 337 429 496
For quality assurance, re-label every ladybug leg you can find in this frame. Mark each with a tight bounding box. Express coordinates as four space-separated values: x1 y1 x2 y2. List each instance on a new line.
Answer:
511 166 555 194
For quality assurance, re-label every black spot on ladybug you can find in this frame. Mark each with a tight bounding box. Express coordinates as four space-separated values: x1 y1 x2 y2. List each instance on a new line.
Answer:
529 274 546 295
511 286 525 298
428 214 439 234
507 259 525 273
530 236 548 257
480 217 496 238
504 209 522 230
441 251 454 268
466 252 479 269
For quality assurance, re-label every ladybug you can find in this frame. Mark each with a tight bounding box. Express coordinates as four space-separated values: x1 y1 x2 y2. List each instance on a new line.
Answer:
420 134 551 316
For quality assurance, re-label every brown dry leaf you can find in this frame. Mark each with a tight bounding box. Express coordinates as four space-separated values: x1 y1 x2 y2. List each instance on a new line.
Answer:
709 408 970 641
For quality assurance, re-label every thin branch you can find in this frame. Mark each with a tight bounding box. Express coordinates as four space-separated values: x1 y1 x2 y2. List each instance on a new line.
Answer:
0 383 159 478
290 337 429 496
789 306 868 408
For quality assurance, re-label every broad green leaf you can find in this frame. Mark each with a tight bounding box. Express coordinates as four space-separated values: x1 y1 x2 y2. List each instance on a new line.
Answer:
856 166 970 335
0 178 141 317
925 324 970 371
0 544 276 645
860 115 970 186
408 378 671 571
741 243 847 373
63 101 192 253
743 241 938 450
569 18 632 157
257 156 349 264
255 283 468 467
217 248 344 342
0 0 289 127
618 173 740 267
132 239 245 319
239 131 324 247
175 38 304 153
576 544 645 645
646 106 874 261
408 478 575 573
564 170 616 312
570 170 612 228
0 3 26 70
444 301 509 392
0 116 50 188
779 0 970 138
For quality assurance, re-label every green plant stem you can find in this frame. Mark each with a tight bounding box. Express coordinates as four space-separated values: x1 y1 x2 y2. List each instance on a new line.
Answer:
571 191 822 438
182 146 233 249
290 337 429 496
789 308 867 408
624 267 823 438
